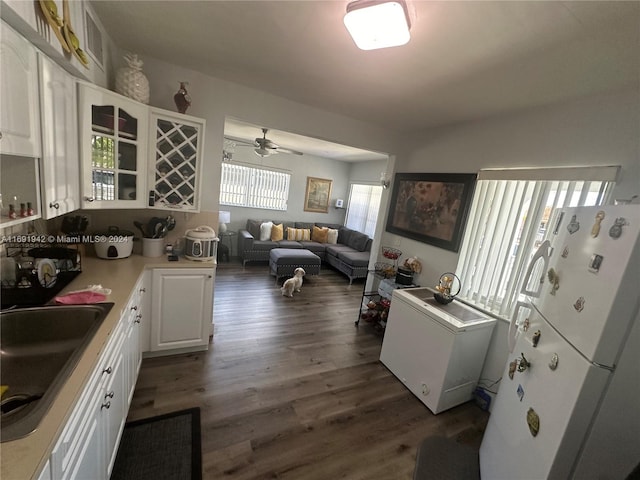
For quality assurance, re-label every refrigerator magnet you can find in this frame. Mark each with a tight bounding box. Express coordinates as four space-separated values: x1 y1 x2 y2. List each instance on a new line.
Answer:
588 254 603 273
508 359 517 380
591 211 605 238
567 215 580 234
517 384 525 402
609 217 629 239
549 353 559 371
573 296 585 312
532 330 541 347
561 246 569 258
527 408 540 437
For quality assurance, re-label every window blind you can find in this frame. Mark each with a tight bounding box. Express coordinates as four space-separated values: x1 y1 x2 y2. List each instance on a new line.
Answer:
455 167 617 319
220 163 290 211
345 184 383 238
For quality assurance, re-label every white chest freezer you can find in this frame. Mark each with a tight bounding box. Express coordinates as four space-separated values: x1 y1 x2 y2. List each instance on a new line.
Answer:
380 287 496 414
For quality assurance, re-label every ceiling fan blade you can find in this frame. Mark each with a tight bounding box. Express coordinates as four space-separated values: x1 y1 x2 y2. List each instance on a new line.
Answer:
224 135 255 147
277 147 304 156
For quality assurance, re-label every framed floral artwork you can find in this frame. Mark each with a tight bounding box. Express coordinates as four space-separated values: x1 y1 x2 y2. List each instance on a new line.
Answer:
385 172 476 252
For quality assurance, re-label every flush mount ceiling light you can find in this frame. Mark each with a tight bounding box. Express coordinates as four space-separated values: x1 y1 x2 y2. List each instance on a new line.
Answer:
343 0 411 51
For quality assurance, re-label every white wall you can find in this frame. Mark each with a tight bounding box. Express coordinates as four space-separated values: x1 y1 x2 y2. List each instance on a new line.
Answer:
391 87 640 397
127 55 400 218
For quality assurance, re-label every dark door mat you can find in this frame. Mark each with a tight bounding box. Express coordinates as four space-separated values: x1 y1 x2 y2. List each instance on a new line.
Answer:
111 407 202 480
413 436 480 480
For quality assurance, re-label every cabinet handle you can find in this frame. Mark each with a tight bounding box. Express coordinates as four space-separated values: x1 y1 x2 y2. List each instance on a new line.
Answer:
140 288 146 293
135 314 142 323
102 366 112 375
105 391 114 399
49 202 60 209
208 275 213 279
101 401 111 410
0 132 3 140
131 305 138 311
84 196 95 202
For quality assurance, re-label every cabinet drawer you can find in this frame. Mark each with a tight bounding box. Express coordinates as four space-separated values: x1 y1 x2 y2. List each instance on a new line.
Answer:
50 321 124 478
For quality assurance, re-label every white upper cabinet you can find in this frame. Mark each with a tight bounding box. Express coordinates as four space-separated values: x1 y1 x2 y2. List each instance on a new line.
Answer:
38 53 80 219
0 21 41 157
78 83 148 209
148 109 205 212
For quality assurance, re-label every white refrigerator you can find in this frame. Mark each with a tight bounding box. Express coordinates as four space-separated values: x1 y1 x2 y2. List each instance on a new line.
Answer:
479 204 640 480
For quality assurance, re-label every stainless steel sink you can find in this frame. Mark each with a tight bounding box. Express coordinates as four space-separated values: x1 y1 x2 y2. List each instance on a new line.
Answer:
0 303 114 442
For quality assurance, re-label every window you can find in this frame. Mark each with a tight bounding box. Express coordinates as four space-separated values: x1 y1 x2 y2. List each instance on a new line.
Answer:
345 184 383 237
455 166 618 319
220 163 290 210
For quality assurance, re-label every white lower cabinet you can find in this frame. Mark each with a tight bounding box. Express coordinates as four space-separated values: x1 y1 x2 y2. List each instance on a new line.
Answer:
150 268 214 352
36 460 51 480
48 273 145 480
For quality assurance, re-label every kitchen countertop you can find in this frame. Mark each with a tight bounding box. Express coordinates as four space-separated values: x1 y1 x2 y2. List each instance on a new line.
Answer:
0 254 215 480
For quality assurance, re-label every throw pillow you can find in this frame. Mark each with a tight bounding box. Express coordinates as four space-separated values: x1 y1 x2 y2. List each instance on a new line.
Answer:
260 221 274 241
271 223 284 241
287 227 311 241
347 231 369 251
311 226 329 243
247 219 261 239
327 228 338 244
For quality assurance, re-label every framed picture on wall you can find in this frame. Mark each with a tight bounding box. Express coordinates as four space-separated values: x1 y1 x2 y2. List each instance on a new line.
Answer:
304 176 332 213
385 172 477 252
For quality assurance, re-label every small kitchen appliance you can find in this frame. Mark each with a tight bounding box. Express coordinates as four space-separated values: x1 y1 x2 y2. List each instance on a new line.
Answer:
184 225 218 261
93 226 134 259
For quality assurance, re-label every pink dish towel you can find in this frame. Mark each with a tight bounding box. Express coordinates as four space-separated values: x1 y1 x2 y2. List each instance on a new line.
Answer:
54 291 107 304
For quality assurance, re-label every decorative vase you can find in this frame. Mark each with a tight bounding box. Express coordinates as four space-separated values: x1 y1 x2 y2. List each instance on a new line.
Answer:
115 54 150 104
174 82 191 114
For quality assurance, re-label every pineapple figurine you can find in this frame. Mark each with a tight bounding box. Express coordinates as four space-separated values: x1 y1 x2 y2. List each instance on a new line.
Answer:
115 54 150 104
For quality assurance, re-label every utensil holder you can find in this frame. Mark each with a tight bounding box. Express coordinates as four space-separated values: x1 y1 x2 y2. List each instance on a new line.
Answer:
142 238 164 257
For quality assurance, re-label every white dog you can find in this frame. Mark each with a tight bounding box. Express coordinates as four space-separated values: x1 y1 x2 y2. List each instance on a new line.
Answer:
281 267 305 297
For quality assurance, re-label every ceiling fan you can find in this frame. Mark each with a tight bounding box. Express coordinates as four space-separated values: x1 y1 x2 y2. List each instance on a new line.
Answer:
226 128 303 158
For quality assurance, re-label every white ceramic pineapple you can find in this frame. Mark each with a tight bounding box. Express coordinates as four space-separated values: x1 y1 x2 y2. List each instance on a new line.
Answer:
115 54 150 104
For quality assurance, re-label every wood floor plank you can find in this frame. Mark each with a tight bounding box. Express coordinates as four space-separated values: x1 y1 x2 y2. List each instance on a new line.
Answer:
127 261 489 478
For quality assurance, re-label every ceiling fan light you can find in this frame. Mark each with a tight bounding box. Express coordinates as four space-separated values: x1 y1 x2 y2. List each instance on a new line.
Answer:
254 147 272 157
344 0 411 51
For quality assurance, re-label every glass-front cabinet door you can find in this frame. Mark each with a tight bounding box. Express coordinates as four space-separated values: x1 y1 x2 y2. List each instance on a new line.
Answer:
78 83 147 208
148 109 204 212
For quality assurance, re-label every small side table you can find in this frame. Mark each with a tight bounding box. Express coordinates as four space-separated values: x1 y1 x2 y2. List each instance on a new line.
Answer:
219 231 237 260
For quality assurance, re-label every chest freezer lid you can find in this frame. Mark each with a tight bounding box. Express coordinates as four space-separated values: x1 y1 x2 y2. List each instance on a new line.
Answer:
397 287 496 330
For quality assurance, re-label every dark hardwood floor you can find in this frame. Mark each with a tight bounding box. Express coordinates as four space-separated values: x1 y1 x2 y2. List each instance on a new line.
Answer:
127 260 488 479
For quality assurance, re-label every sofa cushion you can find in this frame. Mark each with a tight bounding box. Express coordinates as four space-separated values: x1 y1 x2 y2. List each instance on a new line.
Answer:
287 227 311 241
316 222 342 230
327 228 338 244
271 223 284 241
311 226 329 243
295 222 314 230
276 240 303 249
252 240 278 251
338 227 353 245
336 249 370 267
299 241 327 254
325 244 354 257
347 231 369 252
246 219 262 239
260 221 274 241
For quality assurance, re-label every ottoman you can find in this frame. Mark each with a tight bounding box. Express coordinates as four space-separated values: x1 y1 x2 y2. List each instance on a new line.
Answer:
269 248 321 281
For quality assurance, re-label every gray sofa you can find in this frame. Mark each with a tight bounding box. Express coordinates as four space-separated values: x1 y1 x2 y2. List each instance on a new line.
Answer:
238 220 372 283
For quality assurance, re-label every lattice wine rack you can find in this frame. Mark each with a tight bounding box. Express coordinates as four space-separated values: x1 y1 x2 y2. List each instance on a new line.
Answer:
151 117 202 210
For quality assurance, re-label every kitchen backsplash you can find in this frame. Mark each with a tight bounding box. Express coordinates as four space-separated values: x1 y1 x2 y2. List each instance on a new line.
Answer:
47 209 217 256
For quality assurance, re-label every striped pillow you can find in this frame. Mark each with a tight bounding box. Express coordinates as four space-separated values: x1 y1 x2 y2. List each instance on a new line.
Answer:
286 227 311 241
